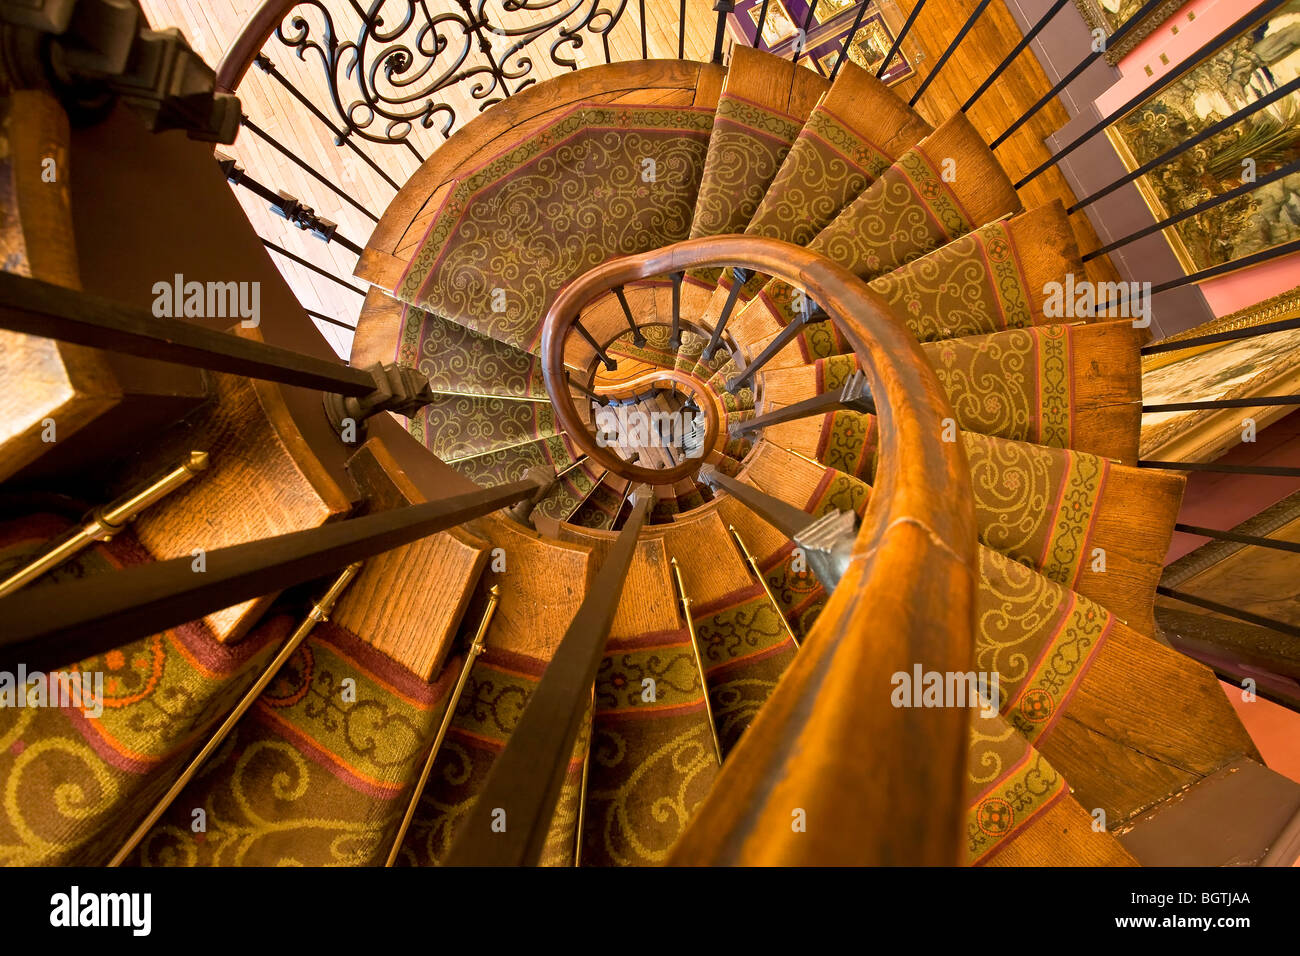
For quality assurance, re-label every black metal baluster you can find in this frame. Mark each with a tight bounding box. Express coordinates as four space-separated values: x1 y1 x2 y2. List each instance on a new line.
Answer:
961 0 1070 112
731 392 840 436
679 0 687 58
442 487 653 866
567 373 603 403
730 372 874 437
1157 608 1300 714
876 0 928 80
1157 586 1300 640
456 0 515 106
713 1 736 64
239 115 379 223
218 156 365 256
0 272 374 395
702 267 750 361
306 309 358 332
698 465 813 537
253 55 400 191
612 285 646 346
727 300 824 393
1082 158 1300 261
262 239 368 297
1012 0 1288 183
988 0 1169 149
640 0 649 57
1143 395 1300 413
793 0 819 66
0 479 548 668
1069 75 1300 213
1142 316 1300 355
829 1 871 81
1095 238 1300 315
572 318 617 371
1173 524 1300 555
668 271 685 349
909 0 995 107
753 0 772 49
1138 461 1300 478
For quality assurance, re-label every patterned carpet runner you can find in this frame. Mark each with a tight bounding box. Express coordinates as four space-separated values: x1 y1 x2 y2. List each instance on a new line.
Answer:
585 623 720 865
396 104 714 354
0 514 283 866
688 93 802 240
134 621 456 866
397 304 547 400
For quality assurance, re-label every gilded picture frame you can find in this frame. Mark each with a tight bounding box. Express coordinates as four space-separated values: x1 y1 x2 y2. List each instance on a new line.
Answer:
812 12 914 85
1102 0 1300 276
1071 0 1189 65
747 0 798 47
1140 284 1300 463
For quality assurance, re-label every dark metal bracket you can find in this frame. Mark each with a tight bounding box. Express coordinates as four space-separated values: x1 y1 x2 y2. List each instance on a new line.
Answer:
0 0 240 142
323 362 438 442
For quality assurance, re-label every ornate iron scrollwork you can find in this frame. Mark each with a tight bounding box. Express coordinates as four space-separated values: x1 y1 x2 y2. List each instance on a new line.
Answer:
267 0 635 148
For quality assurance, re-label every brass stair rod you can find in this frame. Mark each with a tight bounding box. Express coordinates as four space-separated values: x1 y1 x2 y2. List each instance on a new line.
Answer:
0 451 209 599
555 455 590 481
783 446 822 468
385 584 500 867
669 557 723 766
108 561 363 867
574 682 595 867
728 525 800 649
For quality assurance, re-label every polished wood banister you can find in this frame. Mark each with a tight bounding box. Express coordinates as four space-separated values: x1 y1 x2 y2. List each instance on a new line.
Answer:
544 236 978 865
0 479 544 672
0 271 376 397
442 486 653 866
545 294 722 485
215 0 298 94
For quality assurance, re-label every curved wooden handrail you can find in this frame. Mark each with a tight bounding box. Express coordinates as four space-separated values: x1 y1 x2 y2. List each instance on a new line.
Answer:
565 359 723 484
543 236 980 864
215 0 297 94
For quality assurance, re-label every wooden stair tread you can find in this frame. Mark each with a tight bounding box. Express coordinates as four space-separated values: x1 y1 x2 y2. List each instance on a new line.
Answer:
462 513 594 661
128 366 351 643
984 797 1137 867
338 438 490 680
642 508 751 604
1041 621 1260 824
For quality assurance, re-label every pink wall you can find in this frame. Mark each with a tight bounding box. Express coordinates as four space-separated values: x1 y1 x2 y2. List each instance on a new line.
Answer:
1222 684 1300 838
1201 251 1300 316
1095 0 1229 117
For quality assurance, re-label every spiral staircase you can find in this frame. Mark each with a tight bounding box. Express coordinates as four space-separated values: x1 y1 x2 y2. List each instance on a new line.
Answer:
2 7 1297 869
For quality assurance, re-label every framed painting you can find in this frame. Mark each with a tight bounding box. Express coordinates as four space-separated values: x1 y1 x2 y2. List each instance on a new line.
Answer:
811 0 861 16
1104 0 1300 276
744 0 798 47
1072 0 1190 65
729 1 914 84
1140 284 1300 462
812 10 915 84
